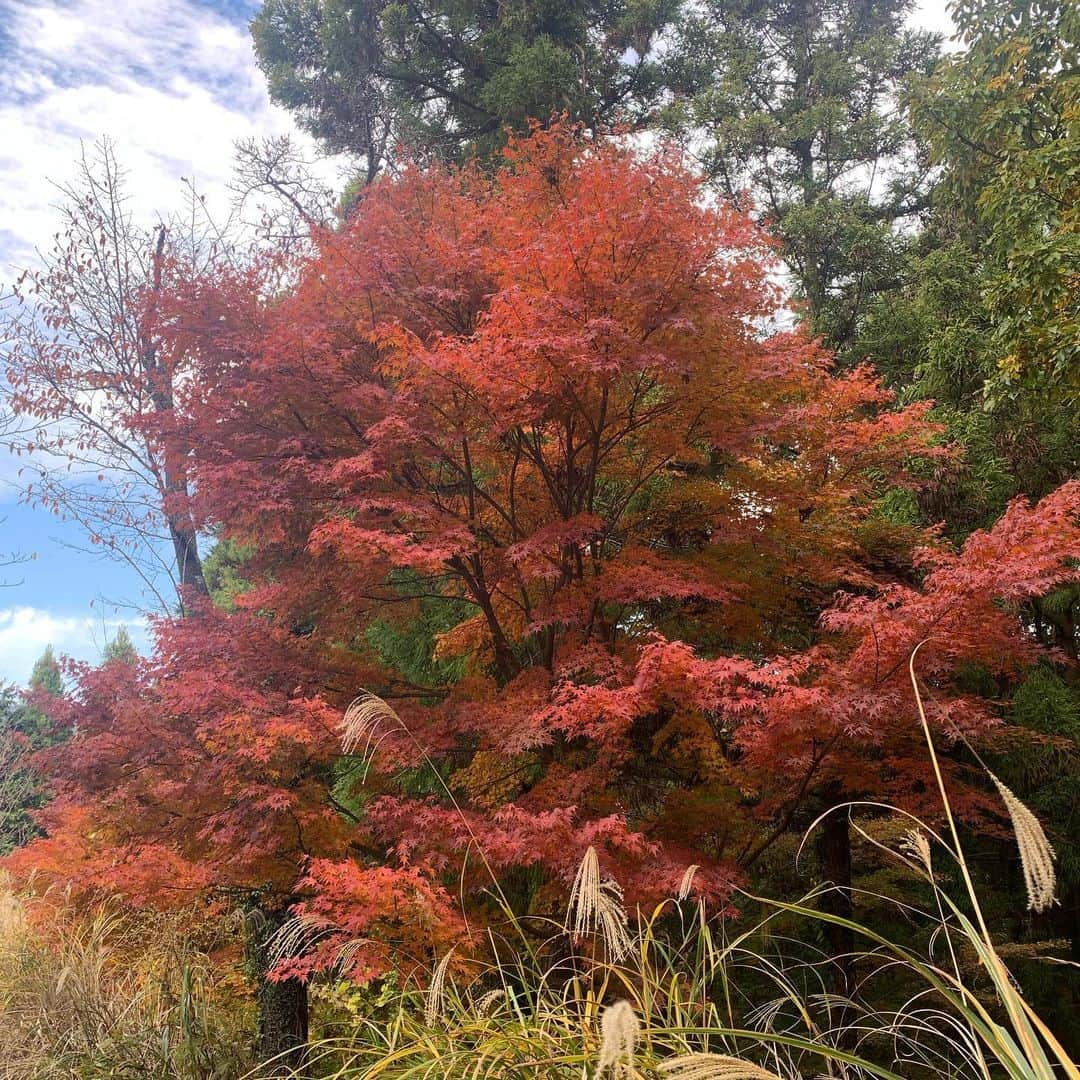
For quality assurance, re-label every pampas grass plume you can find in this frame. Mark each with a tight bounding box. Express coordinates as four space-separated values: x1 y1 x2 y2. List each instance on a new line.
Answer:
677 865 700 901
341 690 404 755
597 999 639 1076
425 947 456 1027
566 846 632 961
989 772 1057 913
658 1053 787 1080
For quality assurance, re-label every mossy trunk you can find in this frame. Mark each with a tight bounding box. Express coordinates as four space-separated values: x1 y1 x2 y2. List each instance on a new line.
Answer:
248 909 309 1077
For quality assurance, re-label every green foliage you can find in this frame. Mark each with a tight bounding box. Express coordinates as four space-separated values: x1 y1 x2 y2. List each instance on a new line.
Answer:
28 645 61 699
913 0 1080 389
1002 666 1080 896
360 569 472 690
0 649 64 856
664 0 940 354
203 538 255 613
103 626 137 665
0 688 41 857
1012 665 1080 741
878 26 1080 970
858 234 1080 535
251 0 684 167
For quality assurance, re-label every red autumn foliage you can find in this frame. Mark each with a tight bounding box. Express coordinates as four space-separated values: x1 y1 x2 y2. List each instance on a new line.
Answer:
10 128 1080 983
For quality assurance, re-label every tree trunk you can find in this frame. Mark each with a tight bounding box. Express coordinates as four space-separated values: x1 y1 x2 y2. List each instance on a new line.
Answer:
166 512 208 598
142 224 210 605
817 790 855 1021
248 909 309 1077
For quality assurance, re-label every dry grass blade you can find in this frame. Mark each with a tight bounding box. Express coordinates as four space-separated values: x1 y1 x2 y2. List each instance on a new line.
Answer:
988 772 1057 913
0 892 252 1078
658 1053 787 1080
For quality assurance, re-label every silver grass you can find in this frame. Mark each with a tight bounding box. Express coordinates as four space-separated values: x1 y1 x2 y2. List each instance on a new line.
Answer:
341 691 405 755
595 883 634 963
472 988 505 1017
989 772 1057 913
333 936 375 974
900 829 933 876
568 845 603 931
658 1053 788 1080
424 946 456 1027
597 999 639 1077
566 846 633 961
266 914 332 968
677 864 700 901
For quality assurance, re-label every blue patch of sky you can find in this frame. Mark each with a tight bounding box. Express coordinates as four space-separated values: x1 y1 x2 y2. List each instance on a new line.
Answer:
0 0 275 682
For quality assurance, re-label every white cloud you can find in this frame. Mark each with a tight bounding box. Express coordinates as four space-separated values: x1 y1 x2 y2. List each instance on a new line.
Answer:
0 0 342 273
0 604 148 685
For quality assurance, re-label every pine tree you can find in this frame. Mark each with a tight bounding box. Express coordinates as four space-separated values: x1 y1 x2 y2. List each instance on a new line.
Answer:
664 0 940 355
251 0 685 169
103 627 138 665
0 647 63 853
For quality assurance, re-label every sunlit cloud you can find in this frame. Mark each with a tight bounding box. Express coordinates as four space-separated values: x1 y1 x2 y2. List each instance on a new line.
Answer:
0 0 337 273
0 604 149 684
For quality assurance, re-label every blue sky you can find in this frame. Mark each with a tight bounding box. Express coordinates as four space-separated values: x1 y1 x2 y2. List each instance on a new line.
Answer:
0 0 954 686
0 0 336 683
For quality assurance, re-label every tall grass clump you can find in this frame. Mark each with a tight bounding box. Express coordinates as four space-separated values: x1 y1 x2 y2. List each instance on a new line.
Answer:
264 660 1078 1080
0 886 253 1079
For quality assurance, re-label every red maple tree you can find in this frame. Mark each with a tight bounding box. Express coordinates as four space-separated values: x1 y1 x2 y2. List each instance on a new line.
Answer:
147 128 949 913
11 129 1080 1023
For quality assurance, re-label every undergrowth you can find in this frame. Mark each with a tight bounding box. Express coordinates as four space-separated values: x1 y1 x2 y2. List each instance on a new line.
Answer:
1 657 1076 1080
0 888 253 1079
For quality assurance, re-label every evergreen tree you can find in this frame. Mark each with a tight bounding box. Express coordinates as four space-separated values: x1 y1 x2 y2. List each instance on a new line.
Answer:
856 231 1080 535
28 645 62 697
0 685 38 855
665 0 940 355
103 627 138 664
202 537 255 613
853 0 1080 534
0 647 63 853
251 0 684 170
913 0 1080 389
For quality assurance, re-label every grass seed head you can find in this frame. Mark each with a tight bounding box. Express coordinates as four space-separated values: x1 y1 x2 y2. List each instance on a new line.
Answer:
597 999 639 1077
989 772 1057 913
658 1053 788 1080
341 691 404 755
566 846 633 961
677 865 700 901
425 947 456 1027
